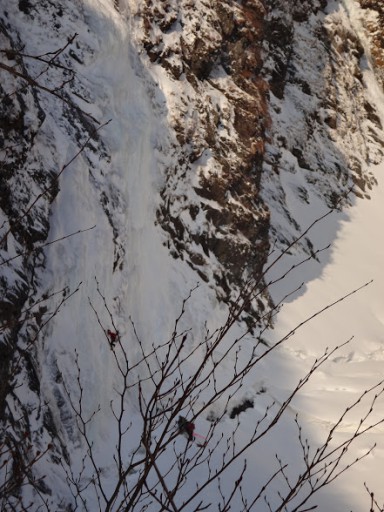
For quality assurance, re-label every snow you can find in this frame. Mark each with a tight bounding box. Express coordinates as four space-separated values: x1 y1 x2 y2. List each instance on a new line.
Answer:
261 1 384 509
267 163 384 510
2 0 384 510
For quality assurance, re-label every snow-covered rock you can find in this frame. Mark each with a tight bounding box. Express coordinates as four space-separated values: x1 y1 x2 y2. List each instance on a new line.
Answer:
1 0 384 510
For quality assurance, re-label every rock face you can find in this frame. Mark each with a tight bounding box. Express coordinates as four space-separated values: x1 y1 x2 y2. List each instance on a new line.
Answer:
136 0 272 323
261 0 384 251
133 0 384 314
359 0 384 87
0 23 53 417
0 21 66 504
0 6 109 503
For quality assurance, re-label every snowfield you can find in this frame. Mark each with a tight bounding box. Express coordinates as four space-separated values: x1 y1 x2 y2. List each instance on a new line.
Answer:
266 162 384 510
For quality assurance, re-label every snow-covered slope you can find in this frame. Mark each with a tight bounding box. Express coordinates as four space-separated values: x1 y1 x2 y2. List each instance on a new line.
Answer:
1 0 384 510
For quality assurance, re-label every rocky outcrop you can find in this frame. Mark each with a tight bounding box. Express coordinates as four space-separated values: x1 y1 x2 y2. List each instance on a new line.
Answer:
261 0 384 250
0 22 52 416
138 0 272 325
136 0 384 319
359 0 384 88
0 10 105 505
